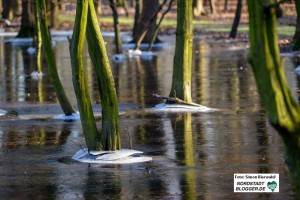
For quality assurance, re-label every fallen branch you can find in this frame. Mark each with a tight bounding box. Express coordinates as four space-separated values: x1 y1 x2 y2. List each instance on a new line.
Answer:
153 94 202 107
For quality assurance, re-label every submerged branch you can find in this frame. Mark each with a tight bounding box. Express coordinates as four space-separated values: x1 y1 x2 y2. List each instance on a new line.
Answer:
153 94 201 107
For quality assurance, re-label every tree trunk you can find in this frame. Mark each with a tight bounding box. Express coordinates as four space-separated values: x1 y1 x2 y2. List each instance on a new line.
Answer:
17 0 35 38
292 0 300 51
148 0 174 51
34 0 42 73
37 0 77 116
70 0 101 151
2 0 13 20
193 0 204 16
94 0 102 15
0 0 2 18
50 0 59 29
86 0 121 150
247 0 300 196
224 0 228 11
70 0 121 151
229 0 242 38
168 0 193 103
132 0 141 39
209 0 216 14
109 0 123 54
132 0 159 44
117 0 129 17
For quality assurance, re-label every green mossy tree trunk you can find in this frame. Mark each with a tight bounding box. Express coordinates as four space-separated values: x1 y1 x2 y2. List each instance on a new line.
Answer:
37 0 77 116
168 0 193 103
70 0 121 151
86 0 121 150
34 0 42 73
70 0 101 151
109 0 123 54
292 0 300 51
247 0 300 197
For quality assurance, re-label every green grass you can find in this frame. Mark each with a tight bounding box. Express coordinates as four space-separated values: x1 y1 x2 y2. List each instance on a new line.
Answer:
58 13 295 36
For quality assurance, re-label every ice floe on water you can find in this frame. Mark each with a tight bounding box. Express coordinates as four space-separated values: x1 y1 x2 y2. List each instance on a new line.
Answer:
150 103 218 112
0 109 7 116
53 112 80 120
111 54 126 63
30 71 44 80
72 148 152 164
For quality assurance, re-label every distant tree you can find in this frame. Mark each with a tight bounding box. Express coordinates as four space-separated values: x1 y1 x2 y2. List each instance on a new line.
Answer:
117 0 129 16
36 0 77 116
134 0 168 50
148 0 174 51
132 0 160 44
193 0 204 16
132 0 141 38
209 0 216 14
0 1 2 18
247 0 300 197
70 0 121 150
229 0 242 38
2 0 19 20
48 0 59 29
34 0 42 73
224 0 228 11
17 0 35 38
109 0 123 54
94 0 102 15
292 0 300 50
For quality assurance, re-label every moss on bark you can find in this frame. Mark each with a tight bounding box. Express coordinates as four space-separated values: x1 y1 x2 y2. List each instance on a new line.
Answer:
70 0 121 151
37 0 76 116
247 0 300 196
169 0 193 103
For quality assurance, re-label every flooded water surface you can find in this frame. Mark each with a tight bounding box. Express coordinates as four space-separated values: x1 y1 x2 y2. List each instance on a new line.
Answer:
0 33 297 199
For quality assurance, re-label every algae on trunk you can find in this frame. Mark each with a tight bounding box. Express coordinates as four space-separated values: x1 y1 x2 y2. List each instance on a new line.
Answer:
169 0 193 103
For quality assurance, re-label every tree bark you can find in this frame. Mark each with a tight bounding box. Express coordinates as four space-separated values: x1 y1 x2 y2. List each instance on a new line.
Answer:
17 0 35 38
292 0 300 51
2 0 13 20
148 0 174 51
34 0 42 73
37 0 77 116
132 0 159 44
209 0 216 14
50 0 59 29
132 0 141 39
109 0 123 54
70 0 101 151
224 0 228 11
229 0 242 38
193 0 204 16
247 0 300 196
169 0 193 103
86 0 121 150
70 0 121 151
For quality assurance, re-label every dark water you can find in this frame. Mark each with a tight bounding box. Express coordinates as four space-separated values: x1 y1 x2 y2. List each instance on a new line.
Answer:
0 33 297 199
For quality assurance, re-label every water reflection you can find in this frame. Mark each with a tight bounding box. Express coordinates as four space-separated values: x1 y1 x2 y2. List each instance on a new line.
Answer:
0 35 297 199
84 169 121 199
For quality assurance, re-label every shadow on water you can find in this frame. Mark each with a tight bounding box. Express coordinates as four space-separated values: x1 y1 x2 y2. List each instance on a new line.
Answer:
0 34 297 199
